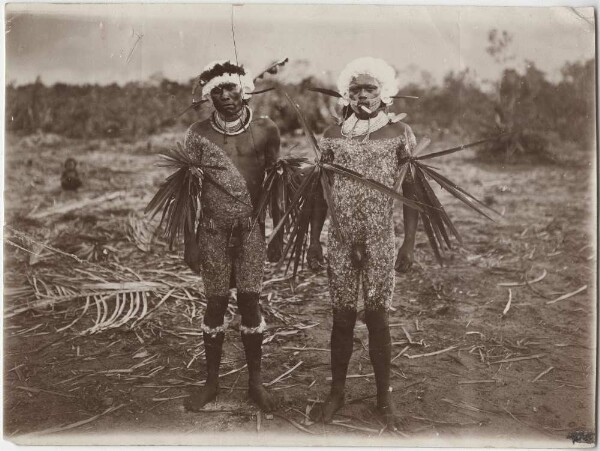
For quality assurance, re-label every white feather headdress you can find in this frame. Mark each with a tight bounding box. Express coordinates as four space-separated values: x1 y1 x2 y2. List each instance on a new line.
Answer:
336 57 399 106
199 60 255 101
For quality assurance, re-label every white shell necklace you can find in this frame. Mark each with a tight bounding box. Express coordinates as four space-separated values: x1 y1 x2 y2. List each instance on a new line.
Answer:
341 111 390 142
210 105 252 136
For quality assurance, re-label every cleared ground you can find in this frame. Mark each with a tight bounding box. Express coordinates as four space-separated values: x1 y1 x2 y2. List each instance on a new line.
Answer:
3 131 596 447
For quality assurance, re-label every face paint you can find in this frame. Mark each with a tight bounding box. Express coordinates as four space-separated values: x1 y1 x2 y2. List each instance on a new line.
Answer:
210 83 244 118
348 74 382 115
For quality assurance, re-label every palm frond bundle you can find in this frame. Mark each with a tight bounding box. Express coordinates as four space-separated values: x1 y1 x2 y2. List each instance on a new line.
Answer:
253 156 308 233
269 163 325 277
145 142 249 250
396 136 503 264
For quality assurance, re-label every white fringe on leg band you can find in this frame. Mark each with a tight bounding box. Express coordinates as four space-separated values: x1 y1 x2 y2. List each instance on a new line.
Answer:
240 317 266 335
201 319 229 337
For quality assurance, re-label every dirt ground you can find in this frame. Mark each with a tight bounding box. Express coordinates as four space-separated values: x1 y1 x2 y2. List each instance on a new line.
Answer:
3 131 596 447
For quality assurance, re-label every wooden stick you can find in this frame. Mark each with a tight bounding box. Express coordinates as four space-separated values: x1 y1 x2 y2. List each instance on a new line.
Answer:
327 373 374 381
28 404 126 435
331 420 379 434
392 346 410 362
266 361 303 386
406 345 457 359
28 191 125 219
410 415 483 426
498 269 547 287
489 354 545 364
502 289 512 316
282 347 330 352
546 285 587 305
441 398 491 414
16 386 76 398
151 394 189 402
501 406 554 437
531 366 554 382
402 326 413 343
273 413 314 434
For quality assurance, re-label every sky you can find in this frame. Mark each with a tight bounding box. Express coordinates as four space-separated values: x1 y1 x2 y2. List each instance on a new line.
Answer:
5 3 596 87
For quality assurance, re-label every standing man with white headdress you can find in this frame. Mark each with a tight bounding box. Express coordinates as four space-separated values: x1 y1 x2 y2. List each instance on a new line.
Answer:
308 57 419 429
181 60 281 413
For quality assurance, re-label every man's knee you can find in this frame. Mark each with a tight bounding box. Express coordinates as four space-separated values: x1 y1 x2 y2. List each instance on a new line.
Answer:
203 295 229 330
237 292 266 333
332 308 357 332
364 307 389 333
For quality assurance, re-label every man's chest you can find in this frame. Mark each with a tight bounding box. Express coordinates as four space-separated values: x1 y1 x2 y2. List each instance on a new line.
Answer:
204 131 266 168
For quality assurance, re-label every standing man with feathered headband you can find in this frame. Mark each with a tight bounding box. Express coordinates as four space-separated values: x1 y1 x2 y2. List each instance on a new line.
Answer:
307 57 419 430
181 60 281 413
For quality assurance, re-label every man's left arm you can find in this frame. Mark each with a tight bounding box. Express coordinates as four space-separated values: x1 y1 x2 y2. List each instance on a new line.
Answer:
396 124 419 273
264 121 284 262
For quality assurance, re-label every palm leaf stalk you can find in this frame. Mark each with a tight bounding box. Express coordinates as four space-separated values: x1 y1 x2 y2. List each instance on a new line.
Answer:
145 142 248 250
307 86 419 100
263 93 428 278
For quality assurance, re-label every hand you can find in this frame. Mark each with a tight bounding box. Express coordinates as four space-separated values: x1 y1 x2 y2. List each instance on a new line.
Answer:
307 242 324 271
267 239 283 263
395 244 414 273
184 241 202 274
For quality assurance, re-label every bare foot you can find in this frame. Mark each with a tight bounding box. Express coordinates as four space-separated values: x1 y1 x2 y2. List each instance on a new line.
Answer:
248 384 277 413
184 383 218 412
310 390 345 423
377 404 405 431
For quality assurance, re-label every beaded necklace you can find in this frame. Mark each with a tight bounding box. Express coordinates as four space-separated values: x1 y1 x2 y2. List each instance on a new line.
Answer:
210 105 253 136
341 111 390 142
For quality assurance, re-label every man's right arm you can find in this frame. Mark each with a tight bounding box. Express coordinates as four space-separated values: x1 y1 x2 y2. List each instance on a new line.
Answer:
183 125 203 274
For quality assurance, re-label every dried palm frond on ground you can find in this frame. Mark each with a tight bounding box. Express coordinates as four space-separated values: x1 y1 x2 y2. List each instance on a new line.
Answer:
3 227 205 335
127 212 158 252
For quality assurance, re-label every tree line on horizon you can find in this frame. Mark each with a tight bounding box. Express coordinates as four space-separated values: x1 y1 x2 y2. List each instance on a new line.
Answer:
5 57 594 161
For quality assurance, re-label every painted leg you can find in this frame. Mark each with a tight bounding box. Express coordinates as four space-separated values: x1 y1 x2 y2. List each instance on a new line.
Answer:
320 308 357 423
315 231 361 423
365 308 399 430
184 295 228 412
237 292 276 413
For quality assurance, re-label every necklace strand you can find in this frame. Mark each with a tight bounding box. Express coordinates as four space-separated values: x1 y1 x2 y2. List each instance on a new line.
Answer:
341 111 390 141
210 106 253 136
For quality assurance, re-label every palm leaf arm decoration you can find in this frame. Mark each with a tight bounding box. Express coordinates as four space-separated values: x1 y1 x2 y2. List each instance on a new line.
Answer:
251 156 308 242
395 135 504 265
145 139 249 250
